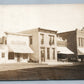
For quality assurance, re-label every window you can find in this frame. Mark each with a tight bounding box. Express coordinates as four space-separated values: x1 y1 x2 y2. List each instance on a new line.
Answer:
52 36 54 44
52 48 55 59
5 39 7 44
81 38 83 47
0 36 5 44
29 36 32 45
0 38 2 44
47 48 50 60
49 36 52 45
40 34 44 44
78 37 84 47
0 36 7 44
8 52 14 59
2 53 5 58
49 35 55 45
23 54 28 59
78 38 80 46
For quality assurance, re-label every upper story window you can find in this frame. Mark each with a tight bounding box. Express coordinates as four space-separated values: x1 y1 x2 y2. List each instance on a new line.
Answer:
29 36 32 45
0 36 7 44
78 37 84 47
49 35 55 45
52 36 55 44
40 34 44 45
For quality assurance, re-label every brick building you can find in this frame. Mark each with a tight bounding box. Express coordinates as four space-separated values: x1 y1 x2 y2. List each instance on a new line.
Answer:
57 36 74 61
58 28 84 61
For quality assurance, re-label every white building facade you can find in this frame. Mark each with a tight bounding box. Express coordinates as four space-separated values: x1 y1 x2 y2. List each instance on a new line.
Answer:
0 32 33 64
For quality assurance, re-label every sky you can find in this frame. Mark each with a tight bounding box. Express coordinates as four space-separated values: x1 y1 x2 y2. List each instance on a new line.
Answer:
0 4 84 33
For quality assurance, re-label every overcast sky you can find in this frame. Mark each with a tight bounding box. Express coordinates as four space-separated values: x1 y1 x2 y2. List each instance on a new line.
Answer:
0 4 84 33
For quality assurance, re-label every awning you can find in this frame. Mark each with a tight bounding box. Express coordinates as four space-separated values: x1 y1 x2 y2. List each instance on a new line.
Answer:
57 47 74 54
8 45 34 53
78 48 84 55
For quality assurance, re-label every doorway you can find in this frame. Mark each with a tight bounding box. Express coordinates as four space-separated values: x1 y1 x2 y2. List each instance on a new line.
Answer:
40 47 45 62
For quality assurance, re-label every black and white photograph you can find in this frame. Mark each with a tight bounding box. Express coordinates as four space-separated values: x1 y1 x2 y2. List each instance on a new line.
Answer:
0 3 84 80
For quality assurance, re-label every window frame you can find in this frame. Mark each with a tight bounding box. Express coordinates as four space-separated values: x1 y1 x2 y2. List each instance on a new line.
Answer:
2 52 5 58
8 52 14 59
40 34 44 45
47 48 50 60
29 36 32 45
52 48 55 60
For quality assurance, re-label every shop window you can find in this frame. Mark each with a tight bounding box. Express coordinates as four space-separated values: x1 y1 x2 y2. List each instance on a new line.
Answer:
2 53 5 58
47 48 50 60
52 48 55 59
23 54 28 59
8 52 14 59
29 36 32 45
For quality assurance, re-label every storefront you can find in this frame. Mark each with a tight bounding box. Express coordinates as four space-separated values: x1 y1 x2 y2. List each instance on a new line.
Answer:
78 48 84 62
57 46 74 62
3 32 34 63
8 45 33 63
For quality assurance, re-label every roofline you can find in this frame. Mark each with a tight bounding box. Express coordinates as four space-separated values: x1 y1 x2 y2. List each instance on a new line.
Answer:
5 32 32 37
38 27 57 33
57 30 76 34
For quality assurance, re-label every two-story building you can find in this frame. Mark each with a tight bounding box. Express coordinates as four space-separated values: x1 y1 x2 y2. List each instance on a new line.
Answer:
0 32 33 64
58 27 84 62
20 28 57 64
